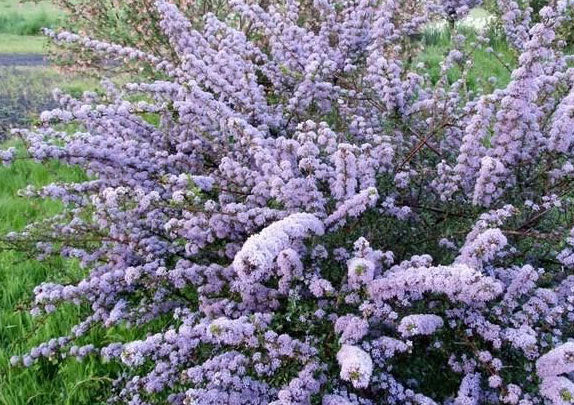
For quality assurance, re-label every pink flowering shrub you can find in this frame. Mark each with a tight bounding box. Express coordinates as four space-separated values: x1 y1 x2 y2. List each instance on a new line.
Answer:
3 0 574 404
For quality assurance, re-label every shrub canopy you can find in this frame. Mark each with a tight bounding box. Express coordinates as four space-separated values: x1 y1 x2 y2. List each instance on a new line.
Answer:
4 0 574 404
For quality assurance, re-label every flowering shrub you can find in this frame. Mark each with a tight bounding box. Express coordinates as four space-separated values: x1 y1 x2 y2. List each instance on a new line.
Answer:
4 0 574 404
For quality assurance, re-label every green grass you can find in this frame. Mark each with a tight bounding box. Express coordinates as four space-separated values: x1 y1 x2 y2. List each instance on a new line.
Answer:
0 0 63 36
0 0 64 54
417 27 516 91
421 6 529 91
0 65 141 403
0 146 116 405
0 140 166 404
0 45 111 403
0 33 48 53
0 15 100 403
0 149 176 404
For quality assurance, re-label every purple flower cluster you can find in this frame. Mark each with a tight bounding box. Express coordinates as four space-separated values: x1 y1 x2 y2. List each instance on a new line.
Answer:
336 344 374 389
0 147 16 166
4 0 574 404
398 314 445 338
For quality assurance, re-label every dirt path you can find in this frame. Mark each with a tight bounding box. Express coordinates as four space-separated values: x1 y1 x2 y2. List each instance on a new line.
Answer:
0 53 48 67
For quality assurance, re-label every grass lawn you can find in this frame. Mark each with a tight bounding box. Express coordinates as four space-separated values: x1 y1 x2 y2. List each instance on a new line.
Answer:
0 0 63 36
0 151 115 405
0 0 62 54
0 33 48 53
0 145 165 405
417 27 517 90
0 4 114 402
